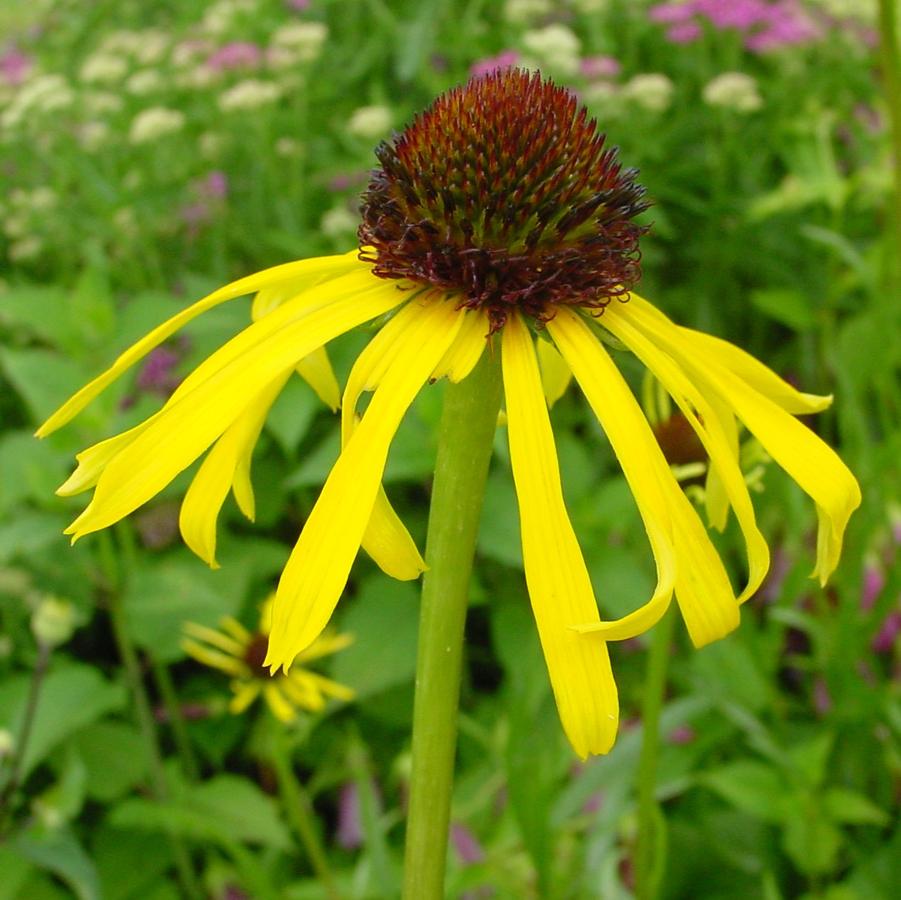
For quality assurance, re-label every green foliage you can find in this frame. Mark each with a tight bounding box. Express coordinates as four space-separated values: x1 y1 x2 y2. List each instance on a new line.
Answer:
1 0 899 898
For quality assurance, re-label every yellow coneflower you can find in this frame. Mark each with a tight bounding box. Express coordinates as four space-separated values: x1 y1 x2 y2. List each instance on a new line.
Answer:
39 70 860 757
182 596 354 723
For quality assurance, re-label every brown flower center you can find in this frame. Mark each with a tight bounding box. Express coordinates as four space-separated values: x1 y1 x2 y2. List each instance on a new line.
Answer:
358 69 649 332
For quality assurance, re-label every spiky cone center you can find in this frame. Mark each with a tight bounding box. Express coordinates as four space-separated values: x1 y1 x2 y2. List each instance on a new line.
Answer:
359 69 649 331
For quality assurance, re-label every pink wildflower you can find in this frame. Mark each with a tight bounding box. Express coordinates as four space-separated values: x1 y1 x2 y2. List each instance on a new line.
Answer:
0 47 32 85
469 50 519 78
580 55 621 78
206 42 263 72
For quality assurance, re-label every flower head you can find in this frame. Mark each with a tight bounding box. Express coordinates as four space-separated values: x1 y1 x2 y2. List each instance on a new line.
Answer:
183 596 354 722
40 69 860 757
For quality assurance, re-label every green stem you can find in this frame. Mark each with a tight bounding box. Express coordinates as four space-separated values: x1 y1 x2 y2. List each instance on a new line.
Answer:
402 350 503 900
150 658 199 781
268 723 342 900
634 606 676 900
0 642 51 835
879 0 901 285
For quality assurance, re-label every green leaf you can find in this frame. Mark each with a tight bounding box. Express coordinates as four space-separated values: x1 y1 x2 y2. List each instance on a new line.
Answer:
786 733 833 789
265 375 320 455
110 775 290 850
92 824 173 900
123 553 251 662
702 761 791 823
0 846 34 900
0 348 92 424
0 511 70 566
477 468 521 568
13 826 101 900
0 430 66 515
782 811 843 876
332 574 420 698
823 788 889 826
74 721 149 803
750 288 815 330
0 662 125 778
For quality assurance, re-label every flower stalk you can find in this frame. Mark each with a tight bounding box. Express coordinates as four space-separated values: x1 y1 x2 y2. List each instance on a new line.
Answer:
402 349 503 900
634 605 676 900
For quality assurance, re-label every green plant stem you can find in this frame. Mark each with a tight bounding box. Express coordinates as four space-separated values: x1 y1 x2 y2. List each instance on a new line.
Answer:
268 723 342 900
402 350 503 900
879 0 901 284
0 641 51 835
101 534 203 900
634 606 676 900
151 658 199 781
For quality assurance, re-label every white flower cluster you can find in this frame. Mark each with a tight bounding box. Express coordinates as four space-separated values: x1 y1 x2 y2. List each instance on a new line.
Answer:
621 73 675 112
347 105 392 140
270 22 328 64
218 79 282 112
521 24 581 77
503 0 553 24
702 72 763 113
129 106 186 144
1 74 75 130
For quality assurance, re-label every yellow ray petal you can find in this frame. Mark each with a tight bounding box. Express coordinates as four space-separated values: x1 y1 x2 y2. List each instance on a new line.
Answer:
502 314 618 758
295 345 341 411
604 306 770 603
264 682 299 722
66 283 405 540
624 299 861 585
37 251 361 437
701 392 738 531
182 621 247 656
56 422 151 496
627 294 832 415
266 299 466 670
536 336 573 408
280 673 325 711
342 299 429 581
179 372 290 566
229 680 262 714
547 309 677 639
431 308 490 383
295 631 354 662
303 671 356 702
181 639 247 676
550 308 738 647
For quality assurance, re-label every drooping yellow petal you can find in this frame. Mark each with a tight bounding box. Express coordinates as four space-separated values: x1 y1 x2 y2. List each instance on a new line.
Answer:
547 309 677 639
66 283 406 540
37 251 361 437
625 298 861 585
550 308 738 647
701 392 738 531
340 299 429 581
267 299 466 670
279 673 325 711
627 294 832 415
502 313 618 758
179 372 290 567
536 336 573 408
302 671 356 702
181 639 247 677
295 346 341 411
603 306 770 603
295 631 354 663
182 621 246 656
431 308 489 383
56 422 152 496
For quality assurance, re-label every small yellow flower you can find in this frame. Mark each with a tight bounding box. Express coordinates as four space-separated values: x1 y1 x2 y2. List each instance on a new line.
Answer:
40 71 860 757
182 597 354 723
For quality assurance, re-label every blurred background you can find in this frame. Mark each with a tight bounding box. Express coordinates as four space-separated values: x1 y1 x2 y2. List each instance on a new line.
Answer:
0 1 898 897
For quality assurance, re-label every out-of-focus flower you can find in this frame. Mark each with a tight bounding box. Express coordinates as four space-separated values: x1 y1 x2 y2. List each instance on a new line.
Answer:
321 205 358 238
451 823 485 864
133 29 171 65
84 91 124 115
270 21 328 63
275 136 302 157
570 0 610 11
347 104 392 140
621 73 674 112
745 7 821 52
470 50 520 78
504 0 552 23
78 120 110 152
0 729 14 760
667 724 696 744
702 71 763 112
521 24 581 76
202 0 257 36
861 555 885 612
872 609 901 654
579 55 621 79
80 53 129 85
31 597 77 648
9 237 43 262
2 74 74 128
207 41 263 71
126 69 164 96
200 170 229 199
218 79 281 112
171 39 213 69
129 106 186 144
336 782 364 848
667 21 704 42
199 131 226 158
812 677 832 715
182 597 354 723
113 207 139 237
0 48 32 86
287 0 312 10
135 346 183 396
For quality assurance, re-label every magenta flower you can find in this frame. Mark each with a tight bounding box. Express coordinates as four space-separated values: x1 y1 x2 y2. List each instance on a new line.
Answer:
872 609 901 654
861 558 885 612
580 55 621 79
469 50 519 78
0 48 32 85
206 42 263 72
667 21 703 43
136 346 182 395
200 170 229 200
451 823 485 865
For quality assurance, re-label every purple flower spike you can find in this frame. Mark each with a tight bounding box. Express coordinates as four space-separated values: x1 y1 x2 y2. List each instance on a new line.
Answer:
337 782 364 849
872 609 901 654
667 21 703 43
451 822 485 865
